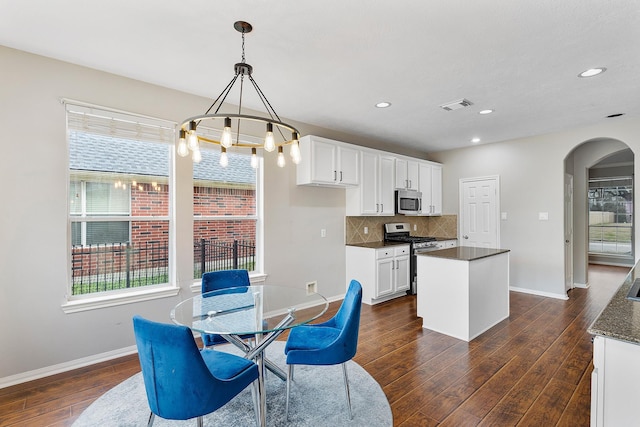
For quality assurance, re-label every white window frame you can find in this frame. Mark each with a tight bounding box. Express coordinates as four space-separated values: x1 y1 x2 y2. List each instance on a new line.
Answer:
190 129 265 292
62 100 178 313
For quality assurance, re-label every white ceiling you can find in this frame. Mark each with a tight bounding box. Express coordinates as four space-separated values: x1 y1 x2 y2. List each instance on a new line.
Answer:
2 0 639 154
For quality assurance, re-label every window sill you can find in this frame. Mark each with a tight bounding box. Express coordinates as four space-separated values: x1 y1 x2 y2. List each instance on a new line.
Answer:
61 286 180 314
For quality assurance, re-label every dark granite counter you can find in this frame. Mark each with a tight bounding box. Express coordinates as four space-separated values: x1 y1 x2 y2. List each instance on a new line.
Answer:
416 246 510 261
588 263 640 344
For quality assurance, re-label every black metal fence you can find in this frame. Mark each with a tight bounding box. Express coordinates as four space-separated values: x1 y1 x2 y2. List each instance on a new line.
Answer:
71 239 256 295
71 241 169 295
193 238 256 279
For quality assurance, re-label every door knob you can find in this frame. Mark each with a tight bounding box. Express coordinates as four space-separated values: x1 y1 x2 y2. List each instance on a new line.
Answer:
463 235 469 239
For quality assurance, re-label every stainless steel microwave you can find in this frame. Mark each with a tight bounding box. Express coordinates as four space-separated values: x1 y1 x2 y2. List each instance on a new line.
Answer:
395 190 422 215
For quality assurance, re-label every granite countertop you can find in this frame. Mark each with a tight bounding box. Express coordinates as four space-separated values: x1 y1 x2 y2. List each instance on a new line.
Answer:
588 266 640 344
417 246 510 261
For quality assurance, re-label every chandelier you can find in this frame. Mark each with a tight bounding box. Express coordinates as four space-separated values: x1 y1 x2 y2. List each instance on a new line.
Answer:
177 21 301 169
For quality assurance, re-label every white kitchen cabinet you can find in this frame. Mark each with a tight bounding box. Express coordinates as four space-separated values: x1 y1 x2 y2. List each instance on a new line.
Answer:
296 135 359 187
395 158 419 190
418 162 442 216
346 244 410 305
345 151 395 216
591 335 640 426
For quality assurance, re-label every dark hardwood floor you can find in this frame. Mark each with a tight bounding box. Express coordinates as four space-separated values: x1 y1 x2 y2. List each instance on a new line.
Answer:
0 265 628 426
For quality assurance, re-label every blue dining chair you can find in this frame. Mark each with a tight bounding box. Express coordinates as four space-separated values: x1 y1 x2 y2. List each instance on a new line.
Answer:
201 269 252 347
284 279 363 419
132 315 260 427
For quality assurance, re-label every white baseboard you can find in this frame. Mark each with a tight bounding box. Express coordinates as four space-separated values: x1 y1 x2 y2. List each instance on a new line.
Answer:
573 282 589 289
509 286 569 300
0 345 138 389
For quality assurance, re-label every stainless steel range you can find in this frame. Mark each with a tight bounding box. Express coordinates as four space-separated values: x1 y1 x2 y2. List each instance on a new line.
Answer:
384 223 436 295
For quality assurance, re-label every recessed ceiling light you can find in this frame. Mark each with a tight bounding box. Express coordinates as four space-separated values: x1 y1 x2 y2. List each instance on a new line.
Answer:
579 67 606 78
471 137 481 143
479 109 494 115
375 102 391 108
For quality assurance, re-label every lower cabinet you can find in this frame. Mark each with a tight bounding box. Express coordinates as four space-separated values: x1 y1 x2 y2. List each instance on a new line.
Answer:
591 335 640 426
346 244 410 305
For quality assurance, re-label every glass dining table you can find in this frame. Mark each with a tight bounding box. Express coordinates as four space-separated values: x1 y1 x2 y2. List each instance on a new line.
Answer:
171 285 328 427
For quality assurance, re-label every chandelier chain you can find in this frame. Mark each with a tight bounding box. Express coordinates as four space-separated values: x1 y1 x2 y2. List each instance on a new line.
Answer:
241 31 246 63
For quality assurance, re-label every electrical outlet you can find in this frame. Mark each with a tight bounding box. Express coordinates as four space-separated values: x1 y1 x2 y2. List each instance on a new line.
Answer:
364 226 368 234
413 224 417 231
320 229 326 237
306 281 317 294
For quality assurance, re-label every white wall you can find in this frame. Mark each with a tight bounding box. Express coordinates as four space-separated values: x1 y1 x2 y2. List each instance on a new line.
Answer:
0 46 359 382
430 123 640 298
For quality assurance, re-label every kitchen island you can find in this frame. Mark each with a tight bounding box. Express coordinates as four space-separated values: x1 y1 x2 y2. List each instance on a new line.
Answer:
588 261 640 426
416 246 510 341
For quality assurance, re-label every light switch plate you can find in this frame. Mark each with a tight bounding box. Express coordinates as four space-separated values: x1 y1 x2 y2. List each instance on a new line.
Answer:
501 212 507 220
539 212 549 221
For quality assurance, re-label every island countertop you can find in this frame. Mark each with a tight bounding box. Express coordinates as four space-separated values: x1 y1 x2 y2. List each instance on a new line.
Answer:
588 263 640 344
417 246 510 261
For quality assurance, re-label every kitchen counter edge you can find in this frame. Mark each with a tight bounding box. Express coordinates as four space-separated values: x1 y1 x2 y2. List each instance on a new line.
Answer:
417 246 510 261
588 267 640 344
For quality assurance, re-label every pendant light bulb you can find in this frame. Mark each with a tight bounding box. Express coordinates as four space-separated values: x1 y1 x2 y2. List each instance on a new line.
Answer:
264 123 275 152
250 147 258 169
192 147 202 163
187 121 199 150
277 146 286 168
290 132 301 164
221 117 232 148
220 147 229 167
177 129 189 157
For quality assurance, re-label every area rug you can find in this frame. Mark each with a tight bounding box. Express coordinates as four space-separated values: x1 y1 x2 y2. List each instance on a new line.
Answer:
73 341 392 426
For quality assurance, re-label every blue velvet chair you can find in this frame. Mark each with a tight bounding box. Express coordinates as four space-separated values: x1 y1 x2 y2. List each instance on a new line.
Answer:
201 269 252 347
132 315 259 427
284 279 363 419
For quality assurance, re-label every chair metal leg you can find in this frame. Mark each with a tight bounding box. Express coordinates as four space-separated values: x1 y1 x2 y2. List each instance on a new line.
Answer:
250 379 261 426
342 363 353 420
147 412 155 427
196 416 203 427
285 364 294 419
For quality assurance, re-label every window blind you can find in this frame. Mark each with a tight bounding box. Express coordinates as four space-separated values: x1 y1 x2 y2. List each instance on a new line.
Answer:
64 101 176 144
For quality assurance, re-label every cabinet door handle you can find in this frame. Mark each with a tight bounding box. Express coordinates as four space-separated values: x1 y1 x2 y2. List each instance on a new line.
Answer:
376 203 379 212
334 170 337 181
340 171 343 182
381 204 383 212
396 260 399 269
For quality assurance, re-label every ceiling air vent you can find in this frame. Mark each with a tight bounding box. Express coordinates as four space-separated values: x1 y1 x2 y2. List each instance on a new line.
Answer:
440 98 473 111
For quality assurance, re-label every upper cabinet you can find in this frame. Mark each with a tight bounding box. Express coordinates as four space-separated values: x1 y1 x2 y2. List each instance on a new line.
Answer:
296 135 443 217
395 158 420 190
418 162 442 216
346 151 395 216
296 136 359 187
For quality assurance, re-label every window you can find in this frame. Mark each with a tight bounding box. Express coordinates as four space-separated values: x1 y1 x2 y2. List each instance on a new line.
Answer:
588 177 633 257
66 103 174 297
192 129 259 279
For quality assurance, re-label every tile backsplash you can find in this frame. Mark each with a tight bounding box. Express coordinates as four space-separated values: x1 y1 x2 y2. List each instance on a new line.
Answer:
345 214 457 244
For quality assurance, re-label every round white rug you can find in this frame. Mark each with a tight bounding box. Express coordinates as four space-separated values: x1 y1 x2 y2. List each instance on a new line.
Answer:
73 341 392 426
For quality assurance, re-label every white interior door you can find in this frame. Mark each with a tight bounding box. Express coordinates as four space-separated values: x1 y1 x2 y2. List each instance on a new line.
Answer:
459 177 499 248
564 174 574 292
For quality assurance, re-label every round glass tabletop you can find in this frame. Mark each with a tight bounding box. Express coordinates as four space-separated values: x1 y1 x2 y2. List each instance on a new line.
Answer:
171 285 329 336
